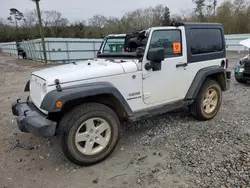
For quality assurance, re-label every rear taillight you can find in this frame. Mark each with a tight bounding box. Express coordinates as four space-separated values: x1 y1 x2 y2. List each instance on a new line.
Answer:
226 58 228 69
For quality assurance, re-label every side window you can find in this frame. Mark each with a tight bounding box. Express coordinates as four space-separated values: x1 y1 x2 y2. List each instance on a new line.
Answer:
148 30 182 58
190 29 223 55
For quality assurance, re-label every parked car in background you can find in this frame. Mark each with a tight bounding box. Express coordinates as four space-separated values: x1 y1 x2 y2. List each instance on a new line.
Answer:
234 38 250 83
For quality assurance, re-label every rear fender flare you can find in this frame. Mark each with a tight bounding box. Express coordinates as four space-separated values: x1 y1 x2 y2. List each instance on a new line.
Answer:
185 66 227 100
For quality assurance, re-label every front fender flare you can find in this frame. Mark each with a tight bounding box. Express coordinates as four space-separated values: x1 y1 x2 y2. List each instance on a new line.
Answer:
40 82 133 114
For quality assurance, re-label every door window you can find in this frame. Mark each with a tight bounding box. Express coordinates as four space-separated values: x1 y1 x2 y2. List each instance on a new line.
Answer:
148 30 182 58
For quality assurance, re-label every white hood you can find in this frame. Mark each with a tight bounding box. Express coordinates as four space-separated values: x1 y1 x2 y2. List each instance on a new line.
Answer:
239 38 250 49
32 59 138 85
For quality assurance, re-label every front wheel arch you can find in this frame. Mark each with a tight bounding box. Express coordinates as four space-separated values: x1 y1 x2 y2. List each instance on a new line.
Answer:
61 94 130 119
48 93 131 124
40 82 133 116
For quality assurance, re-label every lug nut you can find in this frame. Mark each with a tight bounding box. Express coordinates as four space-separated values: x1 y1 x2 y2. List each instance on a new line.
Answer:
90 129 93 133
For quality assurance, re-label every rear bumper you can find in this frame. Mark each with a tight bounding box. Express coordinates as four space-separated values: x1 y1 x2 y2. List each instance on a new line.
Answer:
11 97 57 137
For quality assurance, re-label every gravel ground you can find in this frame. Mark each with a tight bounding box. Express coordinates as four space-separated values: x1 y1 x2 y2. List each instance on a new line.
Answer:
0 52 250 188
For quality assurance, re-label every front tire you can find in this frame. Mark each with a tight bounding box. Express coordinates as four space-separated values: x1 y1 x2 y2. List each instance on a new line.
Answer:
235 76 246 83
57 102 121 166
189 79 222 121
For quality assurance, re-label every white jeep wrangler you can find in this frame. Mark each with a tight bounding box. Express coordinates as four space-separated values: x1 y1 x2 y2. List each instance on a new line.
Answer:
12 22 231 166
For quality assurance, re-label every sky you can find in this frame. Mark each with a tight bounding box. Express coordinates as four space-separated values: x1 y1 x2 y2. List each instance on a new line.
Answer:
0 0 222 22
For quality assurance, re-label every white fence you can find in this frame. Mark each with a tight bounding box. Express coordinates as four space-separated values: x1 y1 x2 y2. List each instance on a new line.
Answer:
0 42 18 56
0 34 249 63
0 38 103 63
225 34 250 52
21 38 103 63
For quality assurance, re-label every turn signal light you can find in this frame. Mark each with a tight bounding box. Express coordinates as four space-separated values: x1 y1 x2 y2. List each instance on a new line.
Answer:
226 58 228 69
56 101 63 108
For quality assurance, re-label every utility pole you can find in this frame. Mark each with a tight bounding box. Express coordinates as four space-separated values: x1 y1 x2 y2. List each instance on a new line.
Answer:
213 0 217 18
33 0 47 64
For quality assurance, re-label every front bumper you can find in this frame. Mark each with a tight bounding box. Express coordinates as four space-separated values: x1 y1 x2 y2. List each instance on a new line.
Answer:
234 66 250 81
11 97 57 137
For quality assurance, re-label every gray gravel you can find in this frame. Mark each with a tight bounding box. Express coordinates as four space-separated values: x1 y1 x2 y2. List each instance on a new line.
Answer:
121 53 250 188
1 52 250 188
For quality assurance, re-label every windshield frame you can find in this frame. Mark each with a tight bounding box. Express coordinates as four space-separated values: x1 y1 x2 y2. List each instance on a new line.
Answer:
97 29 151 59
99 35 126 54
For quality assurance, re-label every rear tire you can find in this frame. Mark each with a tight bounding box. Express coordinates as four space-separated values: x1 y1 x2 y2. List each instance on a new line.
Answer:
189 79 222 121
57 102 121 166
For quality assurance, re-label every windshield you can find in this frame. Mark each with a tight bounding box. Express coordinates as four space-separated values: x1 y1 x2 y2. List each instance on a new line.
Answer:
97 30 149 59
102 37 125 53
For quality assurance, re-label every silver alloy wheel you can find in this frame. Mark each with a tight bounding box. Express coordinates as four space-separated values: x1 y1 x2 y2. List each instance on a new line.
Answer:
75 118 111 155
203 88 218 114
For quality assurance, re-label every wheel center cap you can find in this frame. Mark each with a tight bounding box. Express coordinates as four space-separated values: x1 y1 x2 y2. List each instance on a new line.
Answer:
88 132 98 140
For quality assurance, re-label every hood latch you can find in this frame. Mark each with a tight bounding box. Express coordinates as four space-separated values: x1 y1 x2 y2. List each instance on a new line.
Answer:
54 79 62 92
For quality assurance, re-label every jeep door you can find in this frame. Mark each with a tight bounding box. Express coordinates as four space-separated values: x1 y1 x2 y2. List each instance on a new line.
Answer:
142 27 188 105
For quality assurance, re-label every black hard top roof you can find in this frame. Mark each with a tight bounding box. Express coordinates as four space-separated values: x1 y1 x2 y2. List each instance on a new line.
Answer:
182 22 223 28
183 22 222 25
166 21 223 28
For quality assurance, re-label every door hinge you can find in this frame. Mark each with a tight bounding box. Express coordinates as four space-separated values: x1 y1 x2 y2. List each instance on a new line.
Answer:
143 93 151 99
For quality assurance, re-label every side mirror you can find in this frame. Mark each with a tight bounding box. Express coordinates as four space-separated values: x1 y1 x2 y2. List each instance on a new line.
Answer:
147 47 165 62
145 47 164 71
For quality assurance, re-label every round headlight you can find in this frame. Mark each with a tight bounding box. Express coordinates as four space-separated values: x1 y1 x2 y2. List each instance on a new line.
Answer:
42 83 47 93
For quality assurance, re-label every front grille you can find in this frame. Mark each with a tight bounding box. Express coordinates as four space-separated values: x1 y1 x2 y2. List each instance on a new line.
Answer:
30 75 45 108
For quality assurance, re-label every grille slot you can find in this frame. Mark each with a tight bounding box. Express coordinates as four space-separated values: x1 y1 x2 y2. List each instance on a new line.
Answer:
244 62 250 73
243 58 250 73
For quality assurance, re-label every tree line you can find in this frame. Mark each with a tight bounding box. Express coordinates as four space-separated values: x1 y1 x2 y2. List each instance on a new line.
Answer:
0 0 249 42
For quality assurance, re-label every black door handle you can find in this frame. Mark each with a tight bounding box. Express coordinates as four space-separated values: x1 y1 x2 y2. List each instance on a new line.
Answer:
176 63 188 68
